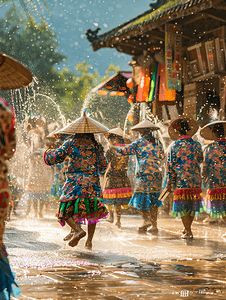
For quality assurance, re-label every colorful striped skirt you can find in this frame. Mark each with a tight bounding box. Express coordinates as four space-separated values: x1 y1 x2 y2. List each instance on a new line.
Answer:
103 187 133 209
205 187 226 218
57 197 109 226
171 188 204 217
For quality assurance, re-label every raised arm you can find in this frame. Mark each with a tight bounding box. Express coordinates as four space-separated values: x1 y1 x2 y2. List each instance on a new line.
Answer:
117 140 137 156
44 139 72 166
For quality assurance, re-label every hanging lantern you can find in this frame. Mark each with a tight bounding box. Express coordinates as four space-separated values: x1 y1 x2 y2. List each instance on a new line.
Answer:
128 114 133 123
126 78 133 89
127 94 134 104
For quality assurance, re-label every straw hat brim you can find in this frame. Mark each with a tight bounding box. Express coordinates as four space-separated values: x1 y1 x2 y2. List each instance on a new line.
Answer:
46 129 59 139
131 119 160 132
200 121 226 140
168 116 199 140
104 127 131 142
56 112 109 135
0 53 33 90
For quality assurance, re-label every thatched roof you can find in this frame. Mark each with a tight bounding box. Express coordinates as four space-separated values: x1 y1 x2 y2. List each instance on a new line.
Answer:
87 0 226 56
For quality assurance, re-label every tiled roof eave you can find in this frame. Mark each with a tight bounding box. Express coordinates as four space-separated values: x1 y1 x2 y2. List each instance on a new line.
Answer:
92 0 213 51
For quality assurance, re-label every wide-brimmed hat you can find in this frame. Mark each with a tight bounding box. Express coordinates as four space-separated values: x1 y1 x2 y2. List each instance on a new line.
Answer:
56 112 109 135
0 53 33 90
200 120 226 140
131 119 160 132
104 126 131 143
46 129 59 139
168 116 198 140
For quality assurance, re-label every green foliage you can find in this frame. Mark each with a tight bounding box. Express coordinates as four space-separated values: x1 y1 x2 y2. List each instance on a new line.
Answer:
101 63 120 82
0 5 130 128
0 6 66 80
0 0 49 22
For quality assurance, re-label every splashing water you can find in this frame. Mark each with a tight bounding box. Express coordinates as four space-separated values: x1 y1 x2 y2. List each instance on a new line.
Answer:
35 93 67 127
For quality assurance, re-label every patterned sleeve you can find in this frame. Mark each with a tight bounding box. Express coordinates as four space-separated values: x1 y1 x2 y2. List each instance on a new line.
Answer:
97 143 108 175
117 140 138 156
44 140 72 166
166 144 177 185
202 146 211 183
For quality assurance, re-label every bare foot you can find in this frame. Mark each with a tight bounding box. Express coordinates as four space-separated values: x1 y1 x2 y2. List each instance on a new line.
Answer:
115 221 121 229
148 227 158 235
181 232 193 239
68 230 86 247
85 241 92 250
63 231 74 241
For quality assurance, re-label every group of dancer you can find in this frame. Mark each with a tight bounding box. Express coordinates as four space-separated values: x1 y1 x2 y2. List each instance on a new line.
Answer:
2 99 226 299
43 112 226 248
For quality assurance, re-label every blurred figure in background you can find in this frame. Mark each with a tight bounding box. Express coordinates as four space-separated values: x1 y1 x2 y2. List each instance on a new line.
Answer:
103 127 133 228
23 117 53 218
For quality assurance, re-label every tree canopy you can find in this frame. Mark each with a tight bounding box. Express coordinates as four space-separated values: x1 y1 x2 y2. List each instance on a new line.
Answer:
0 5 130 129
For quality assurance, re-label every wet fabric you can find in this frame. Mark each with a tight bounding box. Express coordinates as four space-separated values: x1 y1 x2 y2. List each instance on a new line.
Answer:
0 98 20 299
117 137 164 210
129 192 162 210
0 244 21 300
51 157 69 198
103 147 132 208
202 140 226 218
167 136 203 217
44 135 108 225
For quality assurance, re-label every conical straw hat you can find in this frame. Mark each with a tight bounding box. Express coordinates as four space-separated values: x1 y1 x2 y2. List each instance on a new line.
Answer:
0 53 33 90
168 116 198 140
56 112 109 135
131 119 160 132
200 120 226 140
104 126 131 143
46 129 59 139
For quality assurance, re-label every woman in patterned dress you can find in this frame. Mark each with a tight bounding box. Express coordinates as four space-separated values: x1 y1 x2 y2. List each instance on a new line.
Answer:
166 116 203 239
0 97 20 299
115 119 165 234
103 127 133 228
44 113 109 250
201 121 226 224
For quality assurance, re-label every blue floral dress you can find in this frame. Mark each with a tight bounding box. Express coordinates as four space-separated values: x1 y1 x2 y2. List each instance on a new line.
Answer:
167 136 203 217
117 137 165 210
44 135 109 225
202 139 226 218
51 157 69 199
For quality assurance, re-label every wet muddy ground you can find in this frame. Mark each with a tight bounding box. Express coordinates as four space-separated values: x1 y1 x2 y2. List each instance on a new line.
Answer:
5 212 226 299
